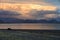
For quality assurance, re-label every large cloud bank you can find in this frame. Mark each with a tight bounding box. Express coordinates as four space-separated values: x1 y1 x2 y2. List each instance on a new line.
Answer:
0 3 60 20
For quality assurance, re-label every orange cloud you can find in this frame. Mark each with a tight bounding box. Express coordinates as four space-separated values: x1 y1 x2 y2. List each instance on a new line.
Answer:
0 3 56 11
0 3 57 19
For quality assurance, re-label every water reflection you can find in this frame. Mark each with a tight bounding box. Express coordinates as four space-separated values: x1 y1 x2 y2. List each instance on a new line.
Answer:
0 23 60 30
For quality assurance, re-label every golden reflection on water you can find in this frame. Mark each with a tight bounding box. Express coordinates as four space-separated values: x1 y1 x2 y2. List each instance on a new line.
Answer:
0 23 60 30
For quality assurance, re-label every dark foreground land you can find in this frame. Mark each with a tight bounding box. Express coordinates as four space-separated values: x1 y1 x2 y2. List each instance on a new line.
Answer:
0 29 60 40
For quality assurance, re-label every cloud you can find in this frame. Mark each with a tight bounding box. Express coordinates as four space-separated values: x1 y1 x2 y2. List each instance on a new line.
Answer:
44 14 58 19
0 3 56 11
28 9 60 20
0 3 58 19
0 7 59 20
0 9 21 18
0 0 36 2
0 0 60 9
0 0 58 5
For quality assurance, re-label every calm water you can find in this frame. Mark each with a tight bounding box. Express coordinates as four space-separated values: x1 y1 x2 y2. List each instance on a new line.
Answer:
0 23 60 30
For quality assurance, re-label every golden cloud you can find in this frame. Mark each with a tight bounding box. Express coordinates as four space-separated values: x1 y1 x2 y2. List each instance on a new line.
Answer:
0 3 56 12
0 3 57 19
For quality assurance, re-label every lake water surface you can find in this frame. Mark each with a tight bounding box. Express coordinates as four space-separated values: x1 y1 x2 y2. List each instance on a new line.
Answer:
0 23 60 30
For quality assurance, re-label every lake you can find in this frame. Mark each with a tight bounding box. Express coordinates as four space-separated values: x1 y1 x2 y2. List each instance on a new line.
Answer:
0 23 60 40
0 23 60 30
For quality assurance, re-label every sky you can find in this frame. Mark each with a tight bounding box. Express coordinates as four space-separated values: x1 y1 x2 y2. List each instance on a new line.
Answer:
0 0 60 20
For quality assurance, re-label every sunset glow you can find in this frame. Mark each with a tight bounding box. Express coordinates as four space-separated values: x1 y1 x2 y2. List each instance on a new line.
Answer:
0 0 60 30
0 3 56 14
